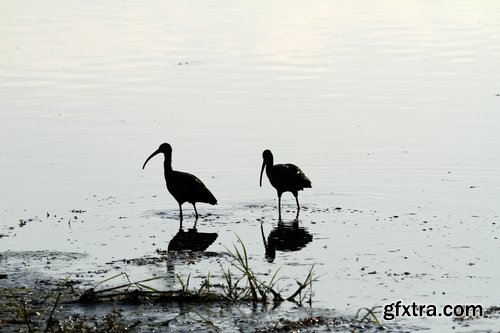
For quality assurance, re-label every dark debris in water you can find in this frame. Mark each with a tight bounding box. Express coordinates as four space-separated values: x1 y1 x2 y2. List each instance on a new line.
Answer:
485 306 500 317
254 315 343 332
0 286 138 333
103 250 225 270
2 248 499 332
18 217 42 228
453 306 500 322
77 286 219 305
2 210 90 238
0 276 352 333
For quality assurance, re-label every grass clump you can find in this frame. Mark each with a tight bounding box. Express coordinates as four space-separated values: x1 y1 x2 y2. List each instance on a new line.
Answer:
224 235 319 305
73 236 319 308
0 279 138 333
355 306 383 328
0 238 321 332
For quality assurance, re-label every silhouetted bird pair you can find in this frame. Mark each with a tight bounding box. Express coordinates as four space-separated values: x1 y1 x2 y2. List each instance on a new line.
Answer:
142 143 311 221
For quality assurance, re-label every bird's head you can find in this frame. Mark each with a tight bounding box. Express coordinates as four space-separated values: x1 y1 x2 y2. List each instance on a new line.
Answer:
158 143 172 154
142 143 172 169
260 149 274 187
262 149 273 163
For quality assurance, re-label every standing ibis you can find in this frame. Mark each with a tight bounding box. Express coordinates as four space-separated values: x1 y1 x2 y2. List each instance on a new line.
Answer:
260 149 311 219
142 143 217 221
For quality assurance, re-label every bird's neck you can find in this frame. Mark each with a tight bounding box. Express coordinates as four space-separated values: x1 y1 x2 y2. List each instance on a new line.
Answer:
265 159 274 176
163 155 173 174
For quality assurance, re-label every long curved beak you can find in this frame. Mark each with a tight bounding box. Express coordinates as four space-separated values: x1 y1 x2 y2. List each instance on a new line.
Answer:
259 160 266 187
142 149 160 169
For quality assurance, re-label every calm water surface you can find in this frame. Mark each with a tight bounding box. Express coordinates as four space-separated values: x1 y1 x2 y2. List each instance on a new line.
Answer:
1 1 500 331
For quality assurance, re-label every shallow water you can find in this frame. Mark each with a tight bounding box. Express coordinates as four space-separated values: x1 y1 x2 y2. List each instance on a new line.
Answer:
1 0 500 331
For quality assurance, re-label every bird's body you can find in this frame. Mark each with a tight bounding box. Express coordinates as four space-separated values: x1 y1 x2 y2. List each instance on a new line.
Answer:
165 169 217 207
265 163 311 194
260 149 311 219
143 143 217 221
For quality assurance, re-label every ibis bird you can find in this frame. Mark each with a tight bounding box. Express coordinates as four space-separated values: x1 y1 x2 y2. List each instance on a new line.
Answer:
260 149 311 219
142 143 217 221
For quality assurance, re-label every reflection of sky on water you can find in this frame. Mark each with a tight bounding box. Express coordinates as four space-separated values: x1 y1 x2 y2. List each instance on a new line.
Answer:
0 1 499 329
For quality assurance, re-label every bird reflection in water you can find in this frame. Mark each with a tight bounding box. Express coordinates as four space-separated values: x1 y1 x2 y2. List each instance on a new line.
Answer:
168 225 218 252
261 219 313 262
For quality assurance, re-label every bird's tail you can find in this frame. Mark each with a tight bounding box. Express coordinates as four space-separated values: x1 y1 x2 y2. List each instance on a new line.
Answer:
206 190 218 205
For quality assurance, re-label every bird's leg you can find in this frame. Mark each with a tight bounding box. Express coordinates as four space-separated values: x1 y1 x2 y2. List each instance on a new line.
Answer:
260 222 268 248
278 192 282 221
179 203 183 222
193 203 199 221
293 192 300 216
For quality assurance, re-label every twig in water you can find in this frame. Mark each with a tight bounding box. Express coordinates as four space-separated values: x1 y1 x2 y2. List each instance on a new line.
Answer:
44 292 61 333
21 301 33 333
287 265 319 304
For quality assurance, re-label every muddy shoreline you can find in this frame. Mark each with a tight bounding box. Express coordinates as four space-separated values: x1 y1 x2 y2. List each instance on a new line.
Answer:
2 249 498 332
0 250 370 332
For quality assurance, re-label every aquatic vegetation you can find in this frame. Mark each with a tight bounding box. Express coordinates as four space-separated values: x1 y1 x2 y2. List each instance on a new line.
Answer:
0 239 321 333
355 306 383 328
0 281 137 333
75 237 319 307
224 235 319 305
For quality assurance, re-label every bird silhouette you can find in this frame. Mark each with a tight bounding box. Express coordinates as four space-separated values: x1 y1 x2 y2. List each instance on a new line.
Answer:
142 143 217 222
260 149 311 219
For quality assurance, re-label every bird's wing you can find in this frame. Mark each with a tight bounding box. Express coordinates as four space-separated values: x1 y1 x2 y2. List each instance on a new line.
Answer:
174 171 217 204
274 164 312 188
176 170 204 185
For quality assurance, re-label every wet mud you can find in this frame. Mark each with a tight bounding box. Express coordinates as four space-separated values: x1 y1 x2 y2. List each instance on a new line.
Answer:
2 206 499 333
0 250 413 333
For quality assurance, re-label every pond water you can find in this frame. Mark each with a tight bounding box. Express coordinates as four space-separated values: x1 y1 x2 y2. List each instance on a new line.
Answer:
1 0 500 331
